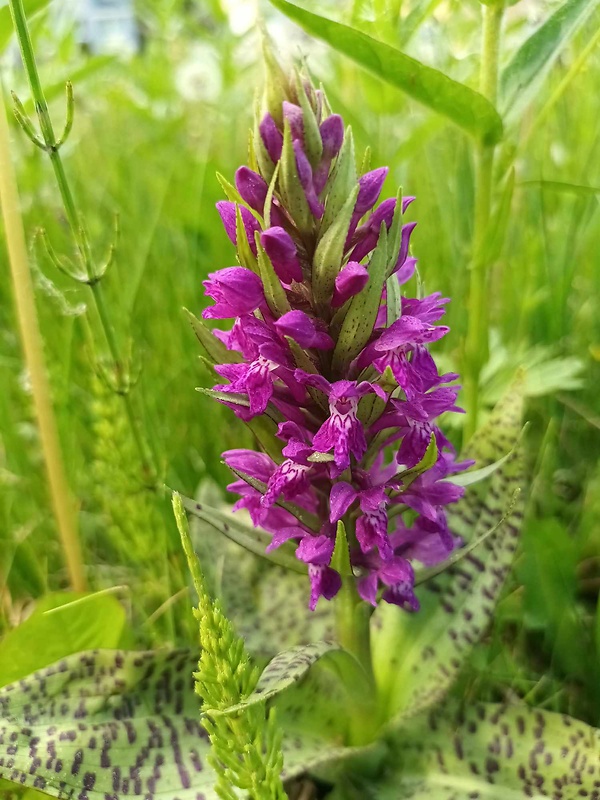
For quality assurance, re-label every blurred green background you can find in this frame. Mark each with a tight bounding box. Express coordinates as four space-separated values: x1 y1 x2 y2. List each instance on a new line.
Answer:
0 0 599 726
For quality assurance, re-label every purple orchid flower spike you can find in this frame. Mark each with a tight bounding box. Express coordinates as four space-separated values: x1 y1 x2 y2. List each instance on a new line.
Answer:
197 64 470 611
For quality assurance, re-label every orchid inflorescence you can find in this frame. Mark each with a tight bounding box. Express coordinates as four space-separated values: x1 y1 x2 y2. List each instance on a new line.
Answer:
200 63 471 612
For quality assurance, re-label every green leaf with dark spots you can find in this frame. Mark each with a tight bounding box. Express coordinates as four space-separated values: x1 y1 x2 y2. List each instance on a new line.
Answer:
210 641 341 715
0 649 358 799
372 376 525 724
382 702 600 799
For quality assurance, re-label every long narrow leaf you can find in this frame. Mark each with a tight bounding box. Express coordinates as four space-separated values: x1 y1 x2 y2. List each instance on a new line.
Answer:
266 0 503 145
500 0 600 118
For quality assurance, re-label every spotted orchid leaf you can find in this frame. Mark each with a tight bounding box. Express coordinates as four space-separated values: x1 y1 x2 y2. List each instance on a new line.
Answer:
178 491 305 574
209 641 341 716
0 649 359 800
378 702 600 799
372 376 525 725
234 568 336 658
188 483 335 658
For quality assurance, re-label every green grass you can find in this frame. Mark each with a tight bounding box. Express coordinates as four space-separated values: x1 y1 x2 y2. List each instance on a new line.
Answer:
0 0 599 729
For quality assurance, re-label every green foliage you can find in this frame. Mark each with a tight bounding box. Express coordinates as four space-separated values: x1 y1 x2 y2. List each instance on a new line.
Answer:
500 0 600 119
372 377 525 723
382 702 600 799
174 493 287 799
0 648 354 799
0 590 126 686
211 641 341 715
267 0 504 144
0 0 48 50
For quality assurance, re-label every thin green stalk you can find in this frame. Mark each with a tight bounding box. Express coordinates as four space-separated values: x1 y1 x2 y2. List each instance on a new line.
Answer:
332 521 377 745
0 84 86 592
8 0 157 484
463 1 505 443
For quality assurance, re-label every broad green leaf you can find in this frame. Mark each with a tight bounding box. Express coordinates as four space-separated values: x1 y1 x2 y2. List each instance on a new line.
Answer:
177 491 305 573
0 591 126 687
381 703 600 799
211 641 341 715
0 650 356 799
266 0 503 145
371 376 525 724
500 0 600 119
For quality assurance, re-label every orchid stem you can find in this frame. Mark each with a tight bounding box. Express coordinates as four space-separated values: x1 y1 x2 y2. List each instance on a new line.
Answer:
0 85 86 592
8 0 157 485
463 1 504 444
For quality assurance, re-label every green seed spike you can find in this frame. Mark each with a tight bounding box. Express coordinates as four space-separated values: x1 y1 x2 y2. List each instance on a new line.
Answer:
172 493 288 800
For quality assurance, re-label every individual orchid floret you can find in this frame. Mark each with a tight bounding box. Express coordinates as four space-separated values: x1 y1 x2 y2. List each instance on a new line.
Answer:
202 267 264 319
199 63 470 612
295 373 386 473
332 262 369 308
259 112 283 163
274 310 334 350
216 201 261 255
261 227 303 283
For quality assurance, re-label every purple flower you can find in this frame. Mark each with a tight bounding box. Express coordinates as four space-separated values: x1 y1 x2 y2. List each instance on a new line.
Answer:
260 112 283 163
330 482 393 561
202 267 264 319
308 564 342 611
261 227 303 284
294 140 324 219
198 67 470 610
274 310 334 350
216 201 261 255
332 262 369 308
295 374 385 473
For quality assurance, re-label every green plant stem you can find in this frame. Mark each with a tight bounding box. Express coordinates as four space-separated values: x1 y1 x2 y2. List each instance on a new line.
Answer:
0 85 86 592
8 0 156 485
332 521 377 745
463 1 504 444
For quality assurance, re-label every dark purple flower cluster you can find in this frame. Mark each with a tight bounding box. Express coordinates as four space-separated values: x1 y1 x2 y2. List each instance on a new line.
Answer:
200 69 470 611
